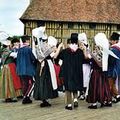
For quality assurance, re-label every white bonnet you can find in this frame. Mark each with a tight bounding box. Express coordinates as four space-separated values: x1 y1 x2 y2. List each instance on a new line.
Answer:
48 36 57 47
78 33 87 45
0 31 10 45
32 26 47 40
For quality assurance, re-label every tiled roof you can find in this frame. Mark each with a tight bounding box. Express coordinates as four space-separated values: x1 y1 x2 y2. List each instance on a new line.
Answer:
20 0 120 24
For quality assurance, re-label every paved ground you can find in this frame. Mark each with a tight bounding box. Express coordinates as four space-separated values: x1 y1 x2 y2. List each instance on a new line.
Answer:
0 93 120 120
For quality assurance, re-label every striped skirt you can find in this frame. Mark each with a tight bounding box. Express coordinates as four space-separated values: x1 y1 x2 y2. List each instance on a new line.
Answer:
0 63 22 99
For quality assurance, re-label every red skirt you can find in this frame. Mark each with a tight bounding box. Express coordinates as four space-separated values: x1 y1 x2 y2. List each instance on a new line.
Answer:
87 68 112 103
54 64 63 87
9 63 22 90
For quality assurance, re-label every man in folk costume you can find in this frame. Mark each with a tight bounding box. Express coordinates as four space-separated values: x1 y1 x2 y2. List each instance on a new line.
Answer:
108 32 120 103
57 33 86 110
10 38 23 99
16 35 37 104
87 33 118 109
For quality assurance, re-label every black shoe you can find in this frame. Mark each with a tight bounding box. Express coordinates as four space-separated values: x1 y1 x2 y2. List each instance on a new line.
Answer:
101 102 112 107
5 98 13 102
65 106 73 110
112 98 118 103
79 95 85 100
74 101 78 108
40 101 51 107
11 99 18 102
104 103 112 107
5 98 17 102
88 105 97 109
22 97 32 104
116 97 120 102
17 96 23 99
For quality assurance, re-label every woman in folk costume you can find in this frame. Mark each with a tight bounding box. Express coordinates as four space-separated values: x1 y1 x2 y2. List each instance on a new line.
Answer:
9 38 23 98
33 27 59 107
53 43 64 92
56 33 87 110
108 32 120 103
87 33 118 109
78 33 91 100
0 32 22 102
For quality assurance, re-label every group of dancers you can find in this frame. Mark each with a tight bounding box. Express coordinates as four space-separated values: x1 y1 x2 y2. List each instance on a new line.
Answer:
0 27 120 110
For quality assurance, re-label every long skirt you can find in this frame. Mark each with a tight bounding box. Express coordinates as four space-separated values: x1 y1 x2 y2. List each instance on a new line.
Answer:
54 64 64 91
33 61 58 100
9 63 22 96
83 64 91 88
0 63 22 99
87 69 112 103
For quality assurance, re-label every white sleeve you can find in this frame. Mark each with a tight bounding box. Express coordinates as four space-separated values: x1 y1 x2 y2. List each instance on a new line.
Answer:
10 52 18 58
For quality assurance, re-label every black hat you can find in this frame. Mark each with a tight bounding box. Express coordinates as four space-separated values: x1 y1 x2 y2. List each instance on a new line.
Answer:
110 32 119 41
70 33 78 44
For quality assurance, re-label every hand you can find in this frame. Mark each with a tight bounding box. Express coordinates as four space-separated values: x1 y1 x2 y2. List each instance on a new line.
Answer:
58 43 64 49
10 52 17 58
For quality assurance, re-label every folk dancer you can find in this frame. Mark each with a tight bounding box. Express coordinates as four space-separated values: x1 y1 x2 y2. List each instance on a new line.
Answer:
87 33 118 109
0 32 22 102
78 33 91 100
108 32 120 103
32 26 59 107
16 35 37 104
56 33 87 110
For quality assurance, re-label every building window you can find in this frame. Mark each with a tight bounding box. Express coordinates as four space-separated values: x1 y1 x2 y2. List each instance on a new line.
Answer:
89 23 96 29
117 25 120 30
68 22 74 29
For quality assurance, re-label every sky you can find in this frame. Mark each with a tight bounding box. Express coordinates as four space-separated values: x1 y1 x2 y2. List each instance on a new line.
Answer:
0 0 30 36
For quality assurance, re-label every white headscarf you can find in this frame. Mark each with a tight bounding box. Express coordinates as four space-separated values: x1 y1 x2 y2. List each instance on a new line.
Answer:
32 26 48 58
94 33 119 71
32 26 47 41
0 31 10 45
78 33 88 45
48 36 57 47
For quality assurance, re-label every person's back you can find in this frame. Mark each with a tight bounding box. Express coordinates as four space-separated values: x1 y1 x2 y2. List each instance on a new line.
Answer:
17 46 36 76
110 46 120 75
58 33 85 110
108 32 120 103
16 35 36 104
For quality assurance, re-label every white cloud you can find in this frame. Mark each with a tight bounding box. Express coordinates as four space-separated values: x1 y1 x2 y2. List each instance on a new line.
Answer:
0 0 29 36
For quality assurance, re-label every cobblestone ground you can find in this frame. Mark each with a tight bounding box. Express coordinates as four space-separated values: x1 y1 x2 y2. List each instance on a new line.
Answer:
0 93 120 120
